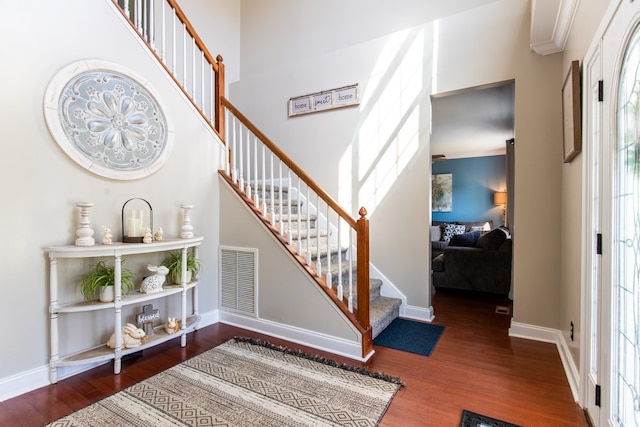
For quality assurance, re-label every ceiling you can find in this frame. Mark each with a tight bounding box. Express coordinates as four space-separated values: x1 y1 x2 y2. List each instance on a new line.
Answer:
429 0 577 160
430 82 515 160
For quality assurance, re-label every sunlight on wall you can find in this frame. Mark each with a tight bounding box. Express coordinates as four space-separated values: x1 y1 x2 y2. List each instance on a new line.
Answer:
338 26 435 216
431 20 439 95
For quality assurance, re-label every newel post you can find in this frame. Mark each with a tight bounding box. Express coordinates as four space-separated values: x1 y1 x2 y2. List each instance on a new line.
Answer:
356 207 370 330
215 55 225 137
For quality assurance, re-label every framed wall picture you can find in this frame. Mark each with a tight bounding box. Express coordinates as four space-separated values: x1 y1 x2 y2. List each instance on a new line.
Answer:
432 173 453 212
562 60 582 163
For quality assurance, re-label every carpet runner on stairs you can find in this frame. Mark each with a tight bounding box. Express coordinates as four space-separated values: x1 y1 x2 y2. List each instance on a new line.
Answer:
256 184 401 338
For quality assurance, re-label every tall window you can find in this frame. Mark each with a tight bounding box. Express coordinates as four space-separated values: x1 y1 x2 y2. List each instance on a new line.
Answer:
614 21 640 426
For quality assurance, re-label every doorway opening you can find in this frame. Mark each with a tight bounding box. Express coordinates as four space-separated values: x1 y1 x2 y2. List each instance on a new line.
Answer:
429 81 515 308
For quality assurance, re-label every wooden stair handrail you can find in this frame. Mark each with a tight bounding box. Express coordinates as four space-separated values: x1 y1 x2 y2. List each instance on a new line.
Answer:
222 98 372 357
221 98 357 230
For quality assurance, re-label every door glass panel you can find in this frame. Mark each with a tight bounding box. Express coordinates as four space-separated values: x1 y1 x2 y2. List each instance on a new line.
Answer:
615 22 640 426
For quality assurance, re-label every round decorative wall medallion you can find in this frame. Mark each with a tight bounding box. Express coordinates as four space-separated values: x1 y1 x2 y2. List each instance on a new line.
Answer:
44 60 173 180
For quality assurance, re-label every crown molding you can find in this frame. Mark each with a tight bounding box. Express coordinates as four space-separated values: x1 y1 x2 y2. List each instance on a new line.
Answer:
530 0 580 55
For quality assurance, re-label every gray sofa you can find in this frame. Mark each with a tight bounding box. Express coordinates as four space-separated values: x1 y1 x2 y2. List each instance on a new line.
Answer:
431 220 493 258
432 228 512 295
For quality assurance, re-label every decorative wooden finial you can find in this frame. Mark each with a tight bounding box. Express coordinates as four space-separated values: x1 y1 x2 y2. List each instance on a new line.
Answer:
359 207 368 218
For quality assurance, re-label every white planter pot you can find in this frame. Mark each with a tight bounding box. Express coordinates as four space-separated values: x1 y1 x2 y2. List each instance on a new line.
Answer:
174 270 192 284
99 286 115 302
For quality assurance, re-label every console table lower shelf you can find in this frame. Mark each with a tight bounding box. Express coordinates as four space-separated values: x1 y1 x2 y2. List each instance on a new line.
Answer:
51 315 200 379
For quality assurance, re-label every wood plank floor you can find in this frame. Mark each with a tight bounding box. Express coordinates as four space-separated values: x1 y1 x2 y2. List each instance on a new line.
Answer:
0 289 588 426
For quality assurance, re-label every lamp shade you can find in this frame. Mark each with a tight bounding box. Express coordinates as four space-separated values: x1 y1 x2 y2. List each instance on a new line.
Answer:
494 191 507 206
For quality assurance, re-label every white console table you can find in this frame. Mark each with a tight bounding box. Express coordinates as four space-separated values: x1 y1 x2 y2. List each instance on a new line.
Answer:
45 237 203 383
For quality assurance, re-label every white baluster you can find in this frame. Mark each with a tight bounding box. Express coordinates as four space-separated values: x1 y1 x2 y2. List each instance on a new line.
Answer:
209 66 214 124
315 194 322 277
246 129 252 201
270 153 275 227
182 23 187 88
348 228 353 312
171 9 176 74
135 0 142 33
287 171 292 245
191 39 196 97
253 134 259 208
238 125 244 191
201 52 205 115
225 109 230 175
161 1 166 61
232 117 237 183
124 0 130 16
148 0 155 48
326 204 332 288
297 177 302 255
261 144 266 215
306 185 311 265
278 161 284 235
337 219 343 301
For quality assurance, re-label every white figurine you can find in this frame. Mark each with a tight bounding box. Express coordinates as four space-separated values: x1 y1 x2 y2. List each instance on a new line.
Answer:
164 317 180 334
142 226 153 244
107 323 146 349
140 264 169 294
102 226 113 245
154 226 163 241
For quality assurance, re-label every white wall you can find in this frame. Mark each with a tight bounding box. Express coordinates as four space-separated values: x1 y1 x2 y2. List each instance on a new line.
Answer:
180 0 241 85
219 181 359 343
0 0 238 394
229 0 566 323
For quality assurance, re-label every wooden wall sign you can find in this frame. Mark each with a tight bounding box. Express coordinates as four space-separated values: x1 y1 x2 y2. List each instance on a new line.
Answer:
289 84 359 117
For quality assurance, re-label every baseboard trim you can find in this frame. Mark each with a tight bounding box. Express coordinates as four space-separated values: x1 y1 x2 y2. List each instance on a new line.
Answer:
218 311 370 362
402 304 435 322
509 321 580 402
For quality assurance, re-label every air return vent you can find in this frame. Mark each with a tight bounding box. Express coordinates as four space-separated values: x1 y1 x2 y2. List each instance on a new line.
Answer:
220 247 257 316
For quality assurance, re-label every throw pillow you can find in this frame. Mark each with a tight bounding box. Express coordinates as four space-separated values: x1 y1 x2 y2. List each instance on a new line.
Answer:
442 223 466 241
430 225 442 242
476 228 508 250
449 230 482 247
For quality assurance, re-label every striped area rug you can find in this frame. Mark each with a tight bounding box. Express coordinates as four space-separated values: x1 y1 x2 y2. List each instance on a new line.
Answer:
48 337 403 426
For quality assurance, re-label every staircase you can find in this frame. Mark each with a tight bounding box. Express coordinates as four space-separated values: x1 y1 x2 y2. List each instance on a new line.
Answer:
111 0 402 355
256 184 401 339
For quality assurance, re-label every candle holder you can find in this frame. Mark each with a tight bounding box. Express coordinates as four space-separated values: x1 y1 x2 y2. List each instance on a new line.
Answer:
122 198 153 243
75 202 95 246
180 204 194 238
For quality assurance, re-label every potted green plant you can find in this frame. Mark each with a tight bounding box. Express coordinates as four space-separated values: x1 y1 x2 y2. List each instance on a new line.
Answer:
162 250 200 284
81 260 135 302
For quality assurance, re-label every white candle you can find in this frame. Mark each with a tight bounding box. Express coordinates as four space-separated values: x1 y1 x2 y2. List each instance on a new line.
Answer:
126 210 143 237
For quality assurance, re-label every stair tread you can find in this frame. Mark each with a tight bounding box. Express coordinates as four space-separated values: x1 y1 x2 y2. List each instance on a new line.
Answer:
273 213 317 222
287 228 329 239
370 296 402 339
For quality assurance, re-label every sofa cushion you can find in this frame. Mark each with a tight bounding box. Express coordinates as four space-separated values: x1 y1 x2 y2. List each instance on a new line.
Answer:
498 238 513 252
476 228 508 250
431 254 445 272
442 223 466 241
449 230 482 247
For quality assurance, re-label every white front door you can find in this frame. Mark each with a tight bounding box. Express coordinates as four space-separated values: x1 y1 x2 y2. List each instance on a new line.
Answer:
583 39 604 424
584 1 640 425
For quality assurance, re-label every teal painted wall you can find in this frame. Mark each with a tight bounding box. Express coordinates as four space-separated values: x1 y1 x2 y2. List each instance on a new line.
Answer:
432 155 506 226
